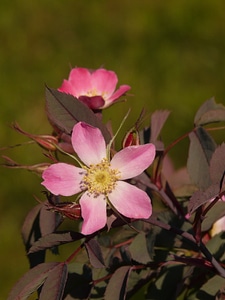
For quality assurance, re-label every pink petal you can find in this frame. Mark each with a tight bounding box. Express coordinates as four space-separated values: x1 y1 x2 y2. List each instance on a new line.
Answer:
105 85 131 107
41 163 84 196
108 181 152 219
72 122 106 166
59 68 92 97
58 80 77 97
80 192 107 235
111 144 156 180
91 69 118 98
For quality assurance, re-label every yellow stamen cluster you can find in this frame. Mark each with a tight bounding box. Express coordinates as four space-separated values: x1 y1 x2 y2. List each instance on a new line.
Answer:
86 88 108 99
81 158 121 197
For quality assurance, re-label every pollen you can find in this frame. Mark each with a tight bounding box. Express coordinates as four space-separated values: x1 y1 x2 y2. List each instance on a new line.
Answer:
86 88 108 99
81 158 121 196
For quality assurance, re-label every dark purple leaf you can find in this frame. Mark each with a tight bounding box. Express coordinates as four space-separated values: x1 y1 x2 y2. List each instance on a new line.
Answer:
150 110 170 144
188 183 220 214
210 143 225 184
187 127 216 190
21 202 42 247
39 203 62 236
85 238 105 268
105 266 131 300
7 262 59 300
39 263 68 300
28 231 83 253
194 98 225 126
45 87 111 143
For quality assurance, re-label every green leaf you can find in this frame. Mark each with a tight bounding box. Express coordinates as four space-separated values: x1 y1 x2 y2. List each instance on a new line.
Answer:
206 232 225 258
45 87 111 143
197 275 225 298
201 201 225 232
39 263 68 300
194 98 225 126
104 266 131 300
146 265 184 300
187 127 216 190
7 262 59 300
129 232 152 264
85 238 105 268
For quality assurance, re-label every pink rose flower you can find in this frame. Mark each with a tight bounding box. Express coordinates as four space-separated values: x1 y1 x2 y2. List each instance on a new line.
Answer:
42 122 155 235
58 67 131 110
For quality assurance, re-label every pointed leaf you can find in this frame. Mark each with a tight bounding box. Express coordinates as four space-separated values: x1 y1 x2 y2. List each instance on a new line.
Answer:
105 266 131 300
28 231 83 253
202 202 225 234
188 183 220 214
39 203 62 236
45 87 111 143
194 98 225 126
39 263 68 300
187 127 216 190
210 143 225 184
150 110 170 143
7 262 59 300
85 238 105 268
21 203 42 248
129 232 151 264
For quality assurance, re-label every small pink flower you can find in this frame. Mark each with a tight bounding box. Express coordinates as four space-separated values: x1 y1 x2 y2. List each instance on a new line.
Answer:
58 67 131 110
42 122 155 235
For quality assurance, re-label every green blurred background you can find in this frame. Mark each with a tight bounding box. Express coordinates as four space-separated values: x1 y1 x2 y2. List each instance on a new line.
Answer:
1 0 225 298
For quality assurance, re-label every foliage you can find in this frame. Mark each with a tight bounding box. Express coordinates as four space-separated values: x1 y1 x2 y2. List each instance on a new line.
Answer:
3 67 225 299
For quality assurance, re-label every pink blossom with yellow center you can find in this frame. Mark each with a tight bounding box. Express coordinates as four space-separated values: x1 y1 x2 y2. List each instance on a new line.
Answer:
42 122 155 235
58 67 131 109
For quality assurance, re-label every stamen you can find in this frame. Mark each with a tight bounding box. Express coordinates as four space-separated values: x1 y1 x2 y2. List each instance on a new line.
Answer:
81 158 120 197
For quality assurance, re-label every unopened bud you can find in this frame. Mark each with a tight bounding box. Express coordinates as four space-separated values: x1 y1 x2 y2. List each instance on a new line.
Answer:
122 129 140 148
12 122 58 151
2 156 51 175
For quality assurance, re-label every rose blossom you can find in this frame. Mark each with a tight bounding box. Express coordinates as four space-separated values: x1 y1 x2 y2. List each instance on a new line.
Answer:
42 122 155 235
58 67 131 110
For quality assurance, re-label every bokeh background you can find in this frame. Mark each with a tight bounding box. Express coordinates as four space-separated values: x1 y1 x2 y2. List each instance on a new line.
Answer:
1 0 225 298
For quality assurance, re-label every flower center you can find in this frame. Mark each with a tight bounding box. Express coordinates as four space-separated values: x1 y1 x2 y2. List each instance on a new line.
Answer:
86 88 108 99
82 158 121 197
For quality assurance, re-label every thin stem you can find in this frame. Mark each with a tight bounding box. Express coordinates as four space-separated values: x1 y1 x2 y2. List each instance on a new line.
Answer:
65 244 84 264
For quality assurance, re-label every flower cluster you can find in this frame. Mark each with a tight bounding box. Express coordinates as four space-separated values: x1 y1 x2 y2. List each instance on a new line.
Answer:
5 65 225 300
38 67 155 235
